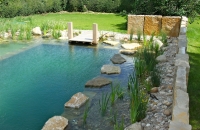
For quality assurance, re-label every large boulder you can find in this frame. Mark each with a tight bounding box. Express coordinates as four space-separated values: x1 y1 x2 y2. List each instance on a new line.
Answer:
101 65 121 74
127 15 144 34
110 54 126 64
85 77 111 88
42 116 68 130
65 92 89 108
144 15 162 35
121 43 141 50
32 27 42 35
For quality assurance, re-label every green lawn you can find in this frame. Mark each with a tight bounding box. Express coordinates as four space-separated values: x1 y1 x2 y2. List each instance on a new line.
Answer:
187 16 200 130
0 12 127 33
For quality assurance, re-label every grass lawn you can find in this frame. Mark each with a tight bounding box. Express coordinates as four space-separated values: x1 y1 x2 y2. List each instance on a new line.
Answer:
0 12 127 33
187 16 200 130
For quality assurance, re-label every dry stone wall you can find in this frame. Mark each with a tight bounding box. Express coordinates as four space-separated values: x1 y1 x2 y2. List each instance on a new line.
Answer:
169 16 192 130
127 15 181 37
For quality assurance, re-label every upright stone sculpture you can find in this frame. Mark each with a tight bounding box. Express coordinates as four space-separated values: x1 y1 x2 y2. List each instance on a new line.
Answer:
162 16 181 37
144 15 162 35
127 15 144 34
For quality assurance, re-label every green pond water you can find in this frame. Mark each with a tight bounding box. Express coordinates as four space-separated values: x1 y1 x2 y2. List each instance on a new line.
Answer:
0 42 133 130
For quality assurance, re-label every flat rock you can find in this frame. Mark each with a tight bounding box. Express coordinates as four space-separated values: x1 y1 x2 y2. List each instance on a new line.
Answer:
101 65 121 74
120 49 136 55
85 77 111 87
121 43 142 50
124 122 142 130
169 121 191 130
110 54 126 64
103 40 119 46
65 92 89 108
42 116 68 130
156 55 167 62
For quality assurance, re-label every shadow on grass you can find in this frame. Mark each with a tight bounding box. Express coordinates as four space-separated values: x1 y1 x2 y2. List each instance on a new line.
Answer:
111 22 127 32
187 52 200 129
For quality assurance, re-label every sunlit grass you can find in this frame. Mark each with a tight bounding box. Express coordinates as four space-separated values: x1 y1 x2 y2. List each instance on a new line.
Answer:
187 16 200 130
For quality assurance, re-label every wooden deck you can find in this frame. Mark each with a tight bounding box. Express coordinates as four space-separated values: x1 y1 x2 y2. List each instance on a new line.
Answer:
69 33 93 44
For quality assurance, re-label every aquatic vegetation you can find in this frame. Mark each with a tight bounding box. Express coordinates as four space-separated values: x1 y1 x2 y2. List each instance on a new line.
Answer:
150 67 161 87
83 104 89 125
129 28 134 41
99 93 110 116
114 117 124 130
160 30 168 46
137 30 142 41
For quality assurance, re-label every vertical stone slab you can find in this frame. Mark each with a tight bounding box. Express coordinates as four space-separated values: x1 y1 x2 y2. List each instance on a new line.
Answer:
93 23 98 44
144 15 162 35
162 16 181 37
127 15 144 34
68 22 73 39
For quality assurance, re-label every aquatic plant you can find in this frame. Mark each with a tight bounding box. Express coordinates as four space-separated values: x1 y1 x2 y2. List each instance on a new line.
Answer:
99 93 110 116
149 32 155 44
18 26 24 40
83 103 89 125
110 83 117 106
52 28 61 39
114 117 124 130
25 26 32 40
129 75 148 123
160 30 168 46
116 85 124 100
134 58 146 78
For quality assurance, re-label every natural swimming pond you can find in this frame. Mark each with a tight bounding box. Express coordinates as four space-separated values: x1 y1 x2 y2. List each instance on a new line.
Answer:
0 42 133 130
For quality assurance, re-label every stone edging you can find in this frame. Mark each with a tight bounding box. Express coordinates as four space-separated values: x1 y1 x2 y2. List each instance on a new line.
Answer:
168 16 192 130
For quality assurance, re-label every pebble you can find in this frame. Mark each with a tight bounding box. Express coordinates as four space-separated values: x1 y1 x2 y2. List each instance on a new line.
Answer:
163 109 171 116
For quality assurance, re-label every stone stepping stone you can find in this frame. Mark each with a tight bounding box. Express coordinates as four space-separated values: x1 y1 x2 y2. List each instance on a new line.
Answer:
120 49 137 55
103 40 119 46
65 92 89 108
101 65 121 74
85 77 111 88
42 116 68 130
110 54 126 64
121 43 141 50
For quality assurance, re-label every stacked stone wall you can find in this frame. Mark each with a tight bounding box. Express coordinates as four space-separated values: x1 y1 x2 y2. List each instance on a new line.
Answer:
168 16 192 130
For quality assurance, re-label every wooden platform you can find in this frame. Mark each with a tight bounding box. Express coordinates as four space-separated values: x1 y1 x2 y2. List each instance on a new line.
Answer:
69 33 93 44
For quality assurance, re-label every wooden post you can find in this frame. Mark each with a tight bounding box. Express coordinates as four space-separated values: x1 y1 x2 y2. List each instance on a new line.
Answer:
93 23 98 44
68 22 73 39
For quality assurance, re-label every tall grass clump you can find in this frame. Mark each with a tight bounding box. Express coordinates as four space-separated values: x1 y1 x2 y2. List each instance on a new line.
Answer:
137 30 142 41
150 68 161 87
114 117 124 130
160 30 168 46
134 58 146 78
52 28 61 39
99 93 110 116
25 25 32 40
129 75 148 123
110 83 117 106
129 28 134 41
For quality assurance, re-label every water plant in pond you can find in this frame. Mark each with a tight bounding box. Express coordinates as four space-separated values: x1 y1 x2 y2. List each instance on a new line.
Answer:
83 103 89 125
11 28 16 40
110 83 117 106
149 32 155 44
18 26 25 40
99 93 110 116
143 34 147 46
129 75 148 123
116 85 124 100
25 26 32 40
114 117 124 130
134 58 146 78
52 28 61 39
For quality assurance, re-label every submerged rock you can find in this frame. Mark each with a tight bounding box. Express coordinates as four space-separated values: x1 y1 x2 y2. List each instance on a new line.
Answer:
101 65 121 74
42 116 68 130
85 77 111 87
110 54 126 64
65 92 89 108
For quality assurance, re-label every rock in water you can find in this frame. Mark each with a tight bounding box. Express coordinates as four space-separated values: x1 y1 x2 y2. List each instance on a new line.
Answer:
101 65 121 74
121 43 142 50
65 92 89 108
119 49 136 55
110 54 126 64
85 77 111 87
42 116 68 130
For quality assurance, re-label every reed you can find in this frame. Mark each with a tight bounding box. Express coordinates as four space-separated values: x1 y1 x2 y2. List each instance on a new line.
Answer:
114 117 124 130
99 93 110 116
83 104 89 125
150 67 161 87
110 83 117 106
129 28 134 41
137 30 142 41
